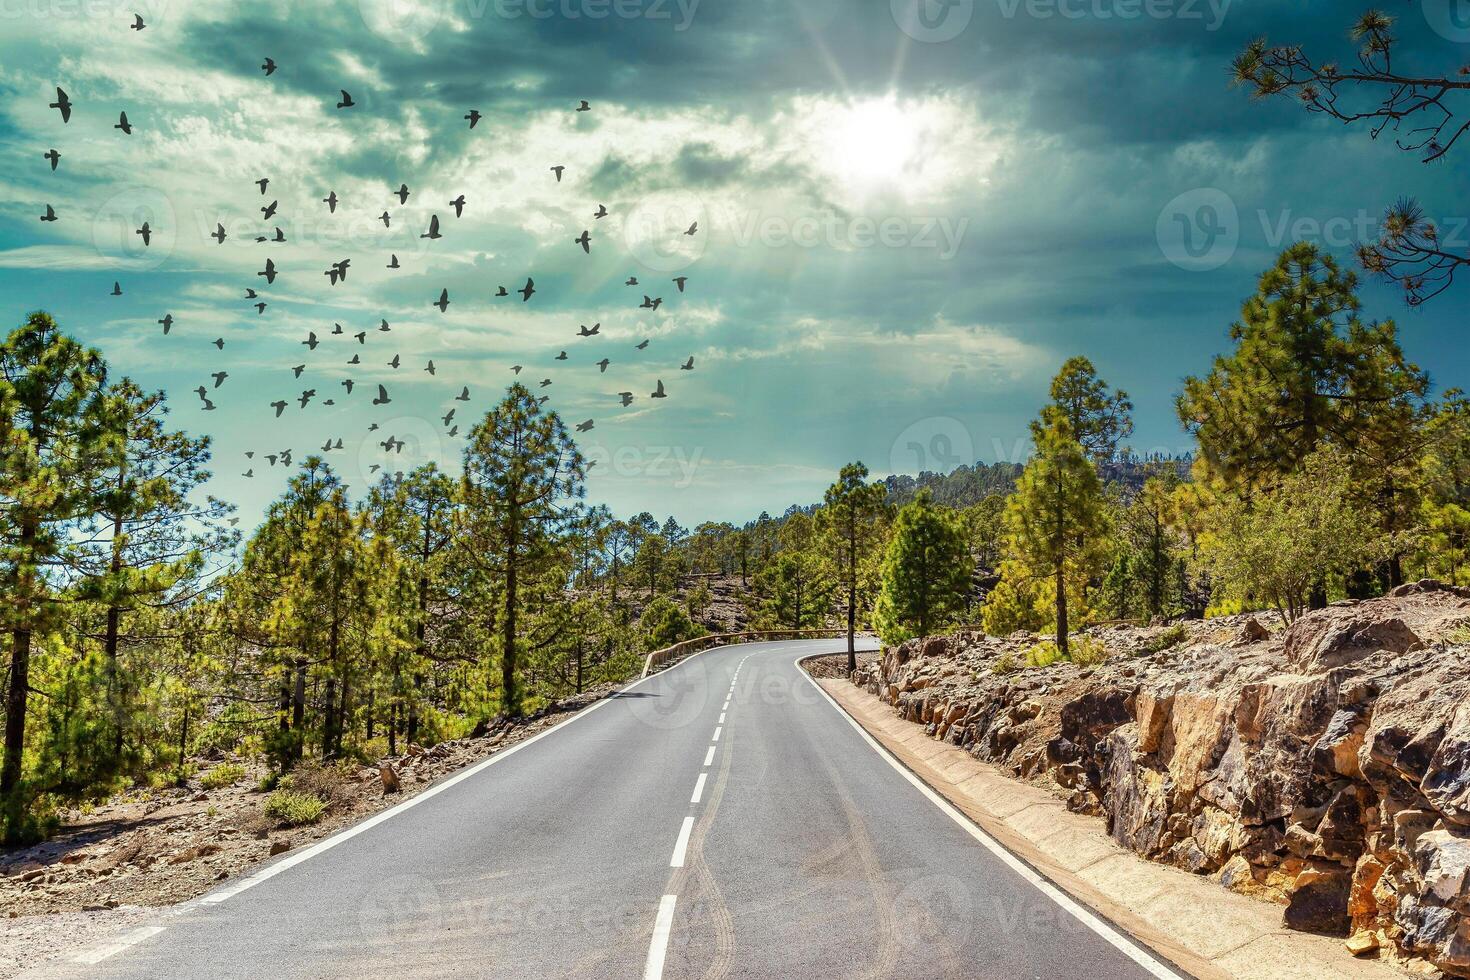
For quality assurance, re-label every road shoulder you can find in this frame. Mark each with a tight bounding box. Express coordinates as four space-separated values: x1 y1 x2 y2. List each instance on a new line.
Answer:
814 674 1411 980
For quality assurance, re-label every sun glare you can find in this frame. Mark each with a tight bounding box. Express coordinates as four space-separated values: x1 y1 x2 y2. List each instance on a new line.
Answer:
825 97 921 189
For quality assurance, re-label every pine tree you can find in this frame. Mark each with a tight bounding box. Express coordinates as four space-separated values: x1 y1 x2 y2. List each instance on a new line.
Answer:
0 313 109 841
987 420 1110 656
872 490 969 644
817 462 891 669
458 386 585 717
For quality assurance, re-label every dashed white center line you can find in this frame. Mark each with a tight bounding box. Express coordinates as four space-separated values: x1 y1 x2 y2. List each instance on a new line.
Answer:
712 726 722 741
703 745 716 766
670 816 695 867
643 894 678 980
691 772 707 804
718 712 726 724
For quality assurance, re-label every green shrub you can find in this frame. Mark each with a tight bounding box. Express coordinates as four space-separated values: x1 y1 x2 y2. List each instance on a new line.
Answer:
1143 623 1188 654
263 790 327 827
1069 635 1107 666
1024 641 1064 669
991 651 1019 675
254 772 280 793
640 596 701 649
199 763 247 790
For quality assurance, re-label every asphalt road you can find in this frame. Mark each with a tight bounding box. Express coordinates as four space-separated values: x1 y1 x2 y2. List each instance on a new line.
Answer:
47 639 1183 979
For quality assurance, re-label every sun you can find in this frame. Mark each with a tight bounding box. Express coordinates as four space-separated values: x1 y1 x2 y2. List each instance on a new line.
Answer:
824 96 922 190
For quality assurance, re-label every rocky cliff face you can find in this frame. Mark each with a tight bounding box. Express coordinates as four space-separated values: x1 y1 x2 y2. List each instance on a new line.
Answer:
852 581 1470 976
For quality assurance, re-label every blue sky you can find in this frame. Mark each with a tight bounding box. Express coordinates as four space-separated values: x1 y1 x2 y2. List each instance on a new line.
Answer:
0 0 1466 530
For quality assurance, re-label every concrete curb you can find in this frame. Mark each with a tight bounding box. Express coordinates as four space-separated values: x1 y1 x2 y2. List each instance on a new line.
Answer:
812 672 1413 980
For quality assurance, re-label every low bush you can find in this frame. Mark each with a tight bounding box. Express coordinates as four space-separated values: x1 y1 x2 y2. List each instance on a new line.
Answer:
199 763 247 790
262 790 327 827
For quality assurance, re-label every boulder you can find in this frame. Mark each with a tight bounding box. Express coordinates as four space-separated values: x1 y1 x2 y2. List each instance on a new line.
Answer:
1285 610 1423 673
379 761 401 795
1284 864 1354 935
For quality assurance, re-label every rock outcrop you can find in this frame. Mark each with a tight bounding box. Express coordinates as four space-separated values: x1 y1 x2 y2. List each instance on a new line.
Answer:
850 583 1470 976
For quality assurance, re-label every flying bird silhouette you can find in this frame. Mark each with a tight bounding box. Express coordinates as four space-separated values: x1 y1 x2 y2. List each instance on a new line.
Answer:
519 278 535 302
555 350 568 361
455 386 470 401
422 214 441 240
135 222 151 246
681 356 695 370
495 285 508 297
111 281 122 296
579 323 600 337
550 165 565 182
395 183 410 204
673 276 687 292
261 57 277 75
303 332 319 350
651 380 667 399
373 384 391 406
450 194 465 218
465 109 481 128
636 339 650 350
130 13 145 30
596 358 610 372
625 276 638 286
433 288 449 312
337 90 354 109
43 149 59 171
211 371 228 388
114 111 132 135
49 87 71 123
40 204 57 222
271 400 287 417
594 204 608 219
261 200 278 220
211 223 227 244
576 100 591 112
685 221 698 236
576 419 594 432
258 258 277 284
618 392 634 406
158 314 173 334
256 178 269 194
323 191 338 213
388 254 400 269
575 230 590 253
212 337 225 349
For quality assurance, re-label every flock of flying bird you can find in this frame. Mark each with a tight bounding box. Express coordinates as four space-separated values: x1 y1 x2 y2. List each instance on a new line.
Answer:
36 12 700 487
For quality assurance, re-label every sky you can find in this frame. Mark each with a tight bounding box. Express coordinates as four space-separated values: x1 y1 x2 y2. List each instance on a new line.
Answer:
0 0 1466 532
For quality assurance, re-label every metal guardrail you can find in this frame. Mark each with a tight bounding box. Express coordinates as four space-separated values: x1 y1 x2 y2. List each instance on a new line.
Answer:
640 629 855 678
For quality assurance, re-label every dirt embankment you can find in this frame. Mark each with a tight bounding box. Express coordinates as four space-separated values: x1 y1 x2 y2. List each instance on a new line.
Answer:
849 581 1470 978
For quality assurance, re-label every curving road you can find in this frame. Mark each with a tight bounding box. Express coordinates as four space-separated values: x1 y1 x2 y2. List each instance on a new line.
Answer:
45 639 1184 979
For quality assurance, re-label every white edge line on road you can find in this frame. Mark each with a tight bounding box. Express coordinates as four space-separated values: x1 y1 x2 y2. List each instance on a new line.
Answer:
691 772 707 804
670 816 695 867
199 641 732 907
71 926 166 965
643 894 678 980
797 657 1185 980
703 746 716 766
